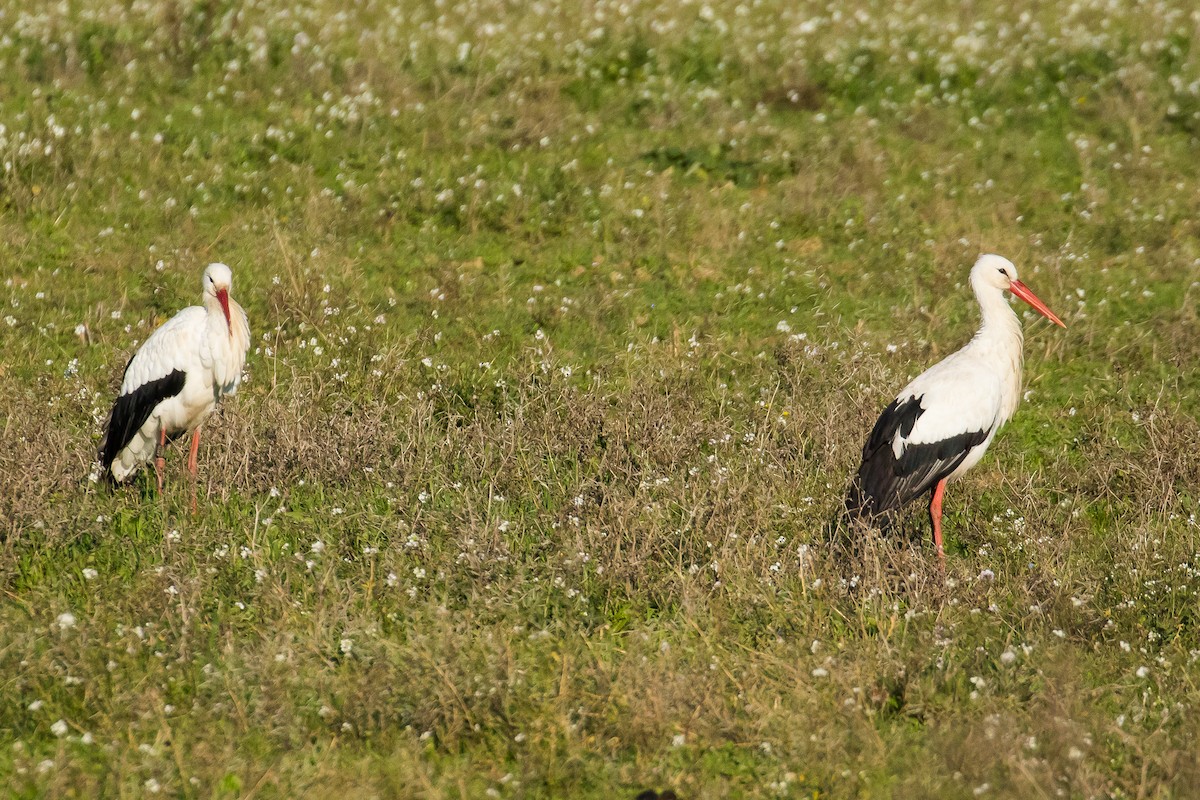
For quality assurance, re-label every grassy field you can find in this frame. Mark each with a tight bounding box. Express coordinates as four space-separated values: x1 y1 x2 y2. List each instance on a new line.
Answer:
5 0 1200 796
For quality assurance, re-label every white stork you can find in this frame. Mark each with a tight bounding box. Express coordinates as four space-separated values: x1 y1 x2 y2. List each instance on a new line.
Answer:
98 263 250 502
843 254 1065 562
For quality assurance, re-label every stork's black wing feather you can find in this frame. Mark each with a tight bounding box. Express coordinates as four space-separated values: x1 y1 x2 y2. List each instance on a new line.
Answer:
98 369 187 479
844 394 989 527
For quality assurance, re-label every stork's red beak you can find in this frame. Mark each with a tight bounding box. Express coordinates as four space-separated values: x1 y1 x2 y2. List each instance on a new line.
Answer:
216 287 232 331
1008 280 1066 328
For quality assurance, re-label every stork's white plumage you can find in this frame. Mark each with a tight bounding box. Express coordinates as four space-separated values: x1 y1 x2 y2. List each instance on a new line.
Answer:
99 263 250 495
844 254 1065 561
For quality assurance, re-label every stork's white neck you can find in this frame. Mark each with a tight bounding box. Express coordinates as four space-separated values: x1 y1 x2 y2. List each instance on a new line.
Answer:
967 275 1025 423
975 285 1023 342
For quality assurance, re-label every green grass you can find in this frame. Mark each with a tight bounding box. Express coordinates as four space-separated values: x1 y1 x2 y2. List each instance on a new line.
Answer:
5 0 1200 796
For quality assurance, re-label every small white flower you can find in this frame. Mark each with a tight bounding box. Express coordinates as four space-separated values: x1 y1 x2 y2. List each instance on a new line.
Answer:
82 568 98 580
56 612 77 630
51 719 68 737
311 540 325 554
671 734 686 747
812 667 829 678
340 638 354 655
1136 666 1149 678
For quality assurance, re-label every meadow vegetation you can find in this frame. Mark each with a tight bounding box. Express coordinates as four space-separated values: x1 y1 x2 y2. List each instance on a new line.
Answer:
4 0 1200 796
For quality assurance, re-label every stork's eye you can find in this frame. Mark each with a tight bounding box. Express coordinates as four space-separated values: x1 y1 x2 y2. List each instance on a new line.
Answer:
997 268 1009 277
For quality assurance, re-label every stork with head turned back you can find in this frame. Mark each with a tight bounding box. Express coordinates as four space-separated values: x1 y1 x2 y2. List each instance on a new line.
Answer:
98 263 250 505
843 254 1065 563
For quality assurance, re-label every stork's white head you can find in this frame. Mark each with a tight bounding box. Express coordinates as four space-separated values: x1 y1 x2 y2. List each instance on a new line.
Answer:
202 262 234 329
971 254 1019 289
970 253 1065 328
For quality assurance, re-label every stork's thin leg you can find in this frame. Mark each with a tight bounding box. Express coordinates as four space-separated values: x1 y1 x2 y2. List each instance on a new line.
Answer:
929 478 948 565
187 427 201 476
154 426 167 494
188 427 202 515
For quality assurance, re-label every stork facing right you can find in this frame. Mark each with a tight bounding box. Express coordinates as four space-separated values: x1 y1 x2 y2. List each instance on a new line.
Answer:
843 254 1066 562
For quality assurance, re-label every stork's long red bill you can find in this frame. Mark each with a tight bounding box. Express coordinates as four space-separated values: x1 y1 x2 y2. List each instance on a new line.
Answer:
216 287 233 331
1008 280 1066 328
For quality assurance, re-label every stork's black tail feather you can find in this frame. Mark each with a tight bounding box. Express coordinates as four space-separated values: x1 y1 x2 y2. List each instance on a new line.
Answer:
826 477 902 560
97 369 187 481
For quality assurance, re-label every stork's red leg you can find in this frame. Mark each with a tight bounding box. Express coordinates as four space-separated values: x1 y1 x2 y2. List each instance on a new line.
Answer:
929 478 947 564
188 427 202 515
155 426 167 494
187 427 201 476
